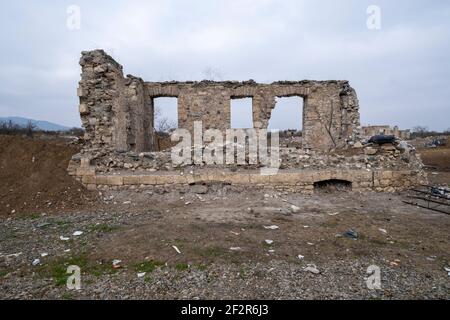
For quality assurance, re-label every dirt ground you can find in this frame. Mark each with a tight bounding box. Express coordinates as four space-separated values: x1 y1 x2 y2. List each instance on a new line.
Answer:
417 137 450 185
0 135 96 217
0 135 449 299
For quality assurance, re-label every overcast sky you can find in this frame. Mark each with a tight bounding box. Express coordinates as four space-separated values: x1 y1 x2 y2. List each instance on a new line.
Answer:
0 0 449 131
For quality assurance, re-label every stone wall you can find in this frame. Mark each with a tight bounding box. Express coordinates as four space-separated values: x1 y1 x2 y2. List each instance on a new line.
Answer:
72 49 426 193
78 50 361 153
78 50 156 153
145 80 360 151
73 169 426 194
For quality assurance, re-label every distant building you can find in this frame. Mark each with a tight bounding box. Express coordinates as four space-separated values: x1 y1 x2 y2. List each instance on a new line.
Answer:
362 125 411 140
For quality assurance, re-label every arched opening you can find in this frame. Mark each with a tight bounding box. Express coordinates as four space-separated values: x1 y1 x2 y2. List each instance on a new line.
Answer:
313 179 352 193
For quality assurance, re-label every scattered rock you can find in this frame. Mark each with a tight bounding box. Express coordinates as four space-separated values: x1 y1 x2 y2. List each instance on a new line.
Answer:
364 147 377 155
112 259 122 268
191 185 208 194
343 229 358 240
304 264 320 274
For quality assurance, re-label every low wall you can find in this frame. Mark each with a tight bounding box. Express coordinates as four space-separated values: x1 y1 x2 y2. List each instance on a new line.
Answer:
70 166 426 193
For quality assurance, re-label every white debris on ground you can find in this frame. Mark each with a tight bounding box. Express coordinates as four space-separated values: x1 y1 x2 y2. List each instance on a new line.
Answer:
304 264 320 274
112 259 122 268
263 225 279 230
172 245 181 254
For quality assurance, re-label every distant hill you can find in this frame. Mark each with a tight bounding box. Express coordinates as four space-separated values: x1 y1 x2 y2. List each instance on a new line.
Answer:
0 116 71 131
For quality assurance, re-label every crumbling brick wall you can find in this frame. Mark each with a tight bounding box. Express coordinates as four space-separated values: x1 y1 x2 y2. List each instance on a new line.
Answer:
78 50 361 152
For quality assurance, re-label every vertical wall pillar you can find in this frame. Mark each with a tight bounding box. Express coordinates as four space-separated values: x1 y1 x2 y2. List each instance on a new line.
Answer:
78 50 156 152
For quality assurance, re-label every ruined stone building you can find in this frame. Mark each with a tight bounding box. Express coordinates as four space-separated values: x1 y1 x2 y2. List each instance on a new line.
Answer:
69 50 426 192
362 125 411 140
78 50 360 153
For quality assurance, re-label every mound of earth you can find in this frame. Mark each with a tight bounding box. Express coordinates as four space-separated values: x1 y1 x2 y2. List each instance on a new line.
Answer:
0 135 96 216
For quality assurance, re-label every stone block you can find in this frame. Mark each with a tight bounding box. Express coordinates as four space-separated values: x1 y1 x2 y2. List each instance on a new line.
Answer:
139 175 158 185
226 173 250 184
123 175 141 185
79 103 89 115
82 175 96 184
76 167 95 176
156 175 174 184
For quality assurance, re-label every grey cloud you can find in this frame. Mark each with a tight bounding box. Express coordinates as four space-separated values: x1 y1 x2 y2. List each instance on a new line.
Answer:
0 0 449 130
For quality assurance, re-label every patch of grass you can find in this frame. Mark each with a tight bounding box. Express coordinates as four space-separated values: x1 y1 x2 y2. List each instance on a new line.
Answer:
367 237 388 246
61 292 75 300
320 219 339 228
46 254 89 286
0 269 11 278
175 263 189 271
38 253 116 285
17 213 41 220
134 260 165 273
262 241 272 248
87 223 119 233
55 220 71 232
199 246 228 258
195 263 208 271
0 230 16 240
89 263 117 277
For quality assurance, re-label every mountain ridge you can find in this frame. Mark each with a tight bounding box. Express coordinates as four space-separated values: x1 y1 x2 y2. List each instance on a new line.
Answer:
0 116 72 131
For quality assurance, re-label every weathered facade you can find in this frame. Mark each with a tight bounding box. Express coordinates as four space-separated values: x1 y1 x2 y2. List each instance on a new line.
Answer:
78 50 360 152
71 49 426 192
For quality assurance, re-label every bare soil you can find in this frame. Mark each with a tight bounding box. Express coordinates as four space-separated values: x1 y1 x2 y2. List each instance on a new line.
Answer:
0 134 448 299
0 135 97 217
417 139 450 185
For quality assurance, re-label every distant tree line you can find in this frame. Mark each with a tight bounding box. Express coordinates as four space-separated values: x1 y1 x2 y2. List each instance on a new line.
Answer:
410 125 450 139
0 120 84 137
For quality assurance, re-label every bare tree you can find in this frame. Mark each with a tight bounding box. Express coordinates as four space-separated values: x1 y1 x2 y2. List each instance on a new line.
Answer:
412 125 428 134
154 105 176 133
412 125 429 138
0 120 22 135
202 66 223 81
25 120 36 137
